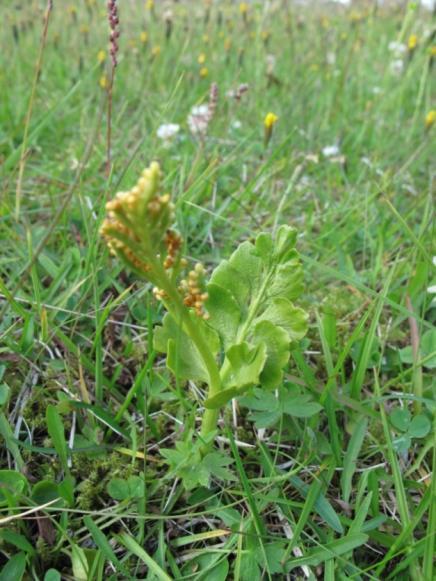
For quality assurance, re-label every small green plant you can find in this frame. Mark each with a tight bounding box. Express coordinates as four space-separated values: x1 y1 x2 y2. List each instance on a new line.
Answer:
101 162 308 487
389 407 431 454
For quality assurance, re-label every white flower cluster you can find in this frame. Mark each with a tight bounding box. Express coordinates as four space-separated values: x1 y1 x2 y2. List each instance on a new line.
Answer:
187 104 210 137
388 41 406 76
156 123 180 145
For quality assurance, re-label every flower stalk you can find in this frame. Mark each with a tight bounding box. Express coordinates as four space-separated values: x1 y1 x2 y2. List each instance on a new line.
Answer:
101 162 222 452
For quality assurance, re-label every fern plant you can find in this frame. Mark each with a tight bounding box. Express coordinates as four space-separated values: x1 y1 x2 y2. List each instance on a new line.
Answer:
101 162 308 488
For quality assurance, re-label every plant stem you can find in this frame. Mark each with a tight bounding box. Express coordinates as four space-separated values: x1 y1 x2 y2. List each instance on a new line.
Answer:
15 0 53 219
405 295 422 414
150 259 223 450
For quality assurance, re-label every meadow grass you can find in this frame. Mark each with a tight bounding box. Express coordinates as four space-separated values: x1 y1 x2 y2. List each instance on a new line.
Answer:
0 0 434 579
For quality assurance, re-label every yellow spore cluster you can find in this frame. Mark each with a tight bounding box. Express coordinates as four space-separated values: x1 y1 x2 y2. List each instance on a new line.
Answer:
179 263 209 318
100 162 178 276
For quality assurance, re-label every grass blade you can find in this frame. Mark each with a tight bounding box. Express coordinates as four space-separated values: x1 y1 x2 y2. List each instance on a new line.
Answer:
341 418 368 504
46 405 69 473
286 534 368 572
84 516 128 577
118 532 172 581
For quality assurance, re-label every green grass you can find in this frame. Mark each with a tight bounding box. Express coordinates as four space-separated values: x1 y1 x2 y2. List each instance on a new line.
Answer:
0 0 435 579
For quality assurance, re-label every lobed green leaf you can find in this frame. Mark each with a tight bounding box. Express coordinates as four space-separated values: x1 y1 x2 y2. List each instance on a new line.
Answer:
206 226 308 391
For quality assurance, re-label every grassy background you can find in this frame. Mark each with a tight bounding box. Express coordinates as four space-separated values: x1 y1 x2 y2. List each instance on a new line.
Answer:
0 0 434 579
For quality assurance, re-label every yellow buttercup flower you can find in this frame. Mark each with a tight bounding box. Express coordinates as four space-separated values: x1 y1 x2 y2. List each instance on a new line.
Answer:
408 34 418 51
145 0 154 9
198 53 206 65
239 2 249 15
200 66 209 78
140 31 148 44
425 110 436 129
264 112 279 129
264 113 278 147
99 74 108 89
97 50 106 64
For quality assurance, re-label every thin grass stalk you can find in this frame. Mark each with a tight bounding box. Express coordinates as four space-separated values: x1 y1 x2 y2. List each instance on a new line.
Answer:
15 0 53 220
106 0 120 177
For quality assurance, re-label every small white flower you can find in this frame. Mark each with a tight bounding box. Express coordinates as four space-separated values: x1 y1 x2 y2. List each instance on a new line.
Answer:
322 144 340 157
187 104 210 136
231 120 242 130
157 123 180 141
372 86 383 95
191 104 209 116
390 58 404 76
427 285 436 294
388 41 406 56
326 51 336 66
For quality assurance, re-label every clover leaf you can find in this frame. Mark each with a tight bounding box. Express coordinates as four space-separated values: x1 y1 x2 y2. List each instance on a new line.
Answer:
241 384 322 429
390 407 432 453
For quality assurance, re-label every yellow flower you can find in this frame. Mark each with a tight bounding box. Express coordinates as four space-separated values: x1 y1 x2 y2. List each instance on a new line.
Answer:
429 46 436 57
425 110 436 129
264 113 278 147
97 50 106 64
408 34 418 51
264 112 278 129
200 66 209 78
80 24 89 35
99 74 108 89
145 0 154 9
224 38 232 51
202 34 209 44
140 31 148 44
239 2 249 15
198 53 206 65
151 45 161 58
350 11 363 23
